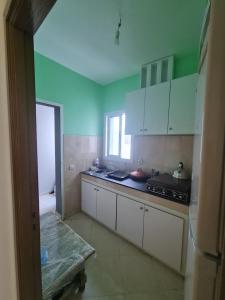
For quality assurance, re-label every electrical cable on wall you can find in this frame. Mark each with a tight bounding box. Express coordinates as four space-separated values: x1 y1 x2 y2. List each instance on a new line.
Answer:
115 16 122 45
114 0 123 46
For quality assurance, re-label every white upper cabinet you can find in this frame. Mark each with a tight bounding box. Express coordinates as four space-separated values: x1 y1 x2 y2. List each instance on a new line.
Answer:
168 74 198 135
125 74 198 135
125 88 145 135
144 82 170 135
97 187 117 231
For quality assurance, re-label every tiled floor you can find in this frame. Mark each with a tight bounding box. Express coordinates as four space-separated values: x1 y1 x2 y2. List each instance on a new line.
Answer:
39 193 56 215
63 213 184 300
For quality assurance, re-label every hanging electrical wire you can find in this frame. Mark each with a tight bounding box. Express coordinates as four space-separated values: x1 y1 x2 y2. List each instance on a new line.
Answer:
114 0 123 46
115 15 122 45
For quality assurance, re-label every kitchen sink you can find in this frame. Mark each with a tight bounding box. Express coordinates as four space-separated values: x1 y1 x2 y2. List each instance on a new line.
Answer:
107 170 129 181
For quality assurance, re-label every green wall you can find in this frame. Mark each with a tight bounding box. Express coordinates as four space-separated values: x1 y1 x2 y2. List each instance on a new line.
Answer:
34 52 102 136
102 53 198 114
102 75 140 114
174 52 199 79
35 51 198 135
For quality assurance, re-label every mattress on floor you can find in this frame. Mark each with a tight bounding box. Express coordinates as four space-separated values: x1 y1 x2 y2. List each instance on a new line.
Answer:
40 212 95 300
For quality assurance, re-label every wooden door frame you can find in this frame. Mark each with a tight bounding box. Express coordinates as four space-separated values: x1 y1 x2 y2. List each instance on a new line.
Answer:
5 1 56 299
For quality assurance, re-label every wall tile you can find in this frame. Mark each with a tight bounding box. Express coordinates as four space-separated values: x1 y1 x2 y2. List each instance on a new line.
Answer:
63 134 193 217
63 135 102 217
103 135 193 175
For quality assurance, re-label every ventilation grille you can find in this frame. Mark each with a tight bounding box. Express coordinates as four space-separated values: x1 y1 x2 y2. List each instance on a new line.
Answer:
141 56 174 88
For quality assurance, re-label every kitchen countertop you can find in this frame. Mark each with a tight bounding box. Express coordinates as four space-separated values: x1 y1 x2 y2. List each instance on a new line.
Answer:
81 170 189 206
81 170 147 191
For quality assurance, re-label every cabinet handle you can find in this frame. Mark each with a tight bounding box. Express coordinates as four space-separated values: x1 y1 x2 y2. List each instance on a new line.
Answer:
140 207 143 210
140 129 143 132
143 129 148 132
145 208 149 212
169 127 173 131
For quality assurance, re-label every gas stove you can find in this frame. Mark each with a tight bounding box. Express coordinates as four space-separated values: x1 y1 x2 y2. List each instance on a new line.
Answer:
146 173 191 204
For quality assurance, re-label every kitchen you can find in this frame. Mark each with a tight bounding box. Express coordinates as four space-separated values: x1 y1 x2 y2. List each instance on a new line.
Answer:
32 0 225 299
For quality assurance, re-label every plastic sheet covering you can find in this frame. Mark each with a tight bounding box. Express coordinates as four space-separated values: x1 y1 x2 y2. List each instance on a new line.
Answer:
40 212 95 299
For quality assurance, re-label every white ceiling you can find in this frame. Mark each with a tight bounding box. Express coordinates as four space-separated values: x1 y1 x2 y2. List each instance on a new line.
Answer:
34 0 206 85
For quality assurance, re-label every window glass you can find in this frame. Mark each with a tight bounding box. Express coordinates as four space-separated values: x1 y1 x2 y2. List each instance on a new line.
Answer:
109 116 120 156
105 112 132 160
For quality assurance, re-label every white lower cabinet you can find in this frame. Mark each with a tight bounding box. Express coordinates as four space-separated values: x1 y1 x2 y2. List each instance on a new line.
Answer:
81 180 117 230
117 195 144 247
81 181 97 218
143 205 184 271
81 179 186 273
97 187 117 230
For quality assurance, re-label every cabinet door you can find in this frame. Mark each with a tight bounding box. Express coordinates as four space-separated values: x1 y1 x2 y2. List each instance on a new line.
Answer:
117 195 144 247
168 74 198 134
194 60 207 134
143 206 184 271
81 181 97 218
97 188 117 230
125 88 145 135
144 82 170 135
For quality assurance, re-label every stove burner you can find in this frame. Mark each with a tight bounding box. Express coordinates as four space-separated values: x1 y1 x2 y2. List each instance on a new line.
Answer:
145 173 191 204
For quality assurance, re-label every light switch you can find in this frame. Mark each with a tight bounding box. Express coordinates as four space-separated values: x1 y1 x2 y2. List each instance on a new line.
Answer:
68 164 75 171
137 158 143 165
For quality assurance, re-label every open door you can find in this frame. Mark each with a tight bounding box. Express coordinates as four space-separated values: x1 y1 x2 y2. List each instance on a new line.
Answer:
36 102 63 217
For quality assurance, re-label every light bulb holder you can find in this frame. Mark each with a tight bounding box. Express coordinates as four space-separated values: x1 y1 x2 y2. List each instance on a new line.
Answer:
114 16 122 46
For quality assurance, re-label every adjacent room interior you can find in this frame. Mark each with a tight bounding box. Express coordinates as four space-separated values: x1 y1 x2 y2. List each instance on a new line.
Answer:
36 103 56 215
32 1 225 300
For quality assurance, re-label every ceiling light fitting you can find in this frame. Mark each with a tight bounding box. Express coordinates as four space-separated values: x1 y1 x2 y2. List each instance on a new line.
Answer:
115 16 122 46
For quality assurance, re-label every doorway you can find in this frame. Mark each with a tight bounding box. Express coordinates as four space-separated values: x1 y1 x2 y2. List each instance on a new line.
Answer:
36 101 64 217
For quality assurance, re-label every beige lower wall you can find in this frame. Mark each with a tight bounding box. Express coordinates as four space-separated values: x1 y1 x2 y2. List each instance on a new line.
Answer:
63 135 193 217
0 0 18 299
103 135 194 175
63 135 102 217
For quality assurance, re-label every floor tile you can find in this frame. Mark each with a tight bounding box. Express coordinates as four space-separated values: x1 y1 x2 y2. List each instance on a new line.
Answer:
118 254 163 293
123 292 166 300
163 290 184 300
65 214 94 242
89 226 121 258
118 238 143 257
153 263 184 291
84 256 125 297
39 193 56 215
61 213 184 300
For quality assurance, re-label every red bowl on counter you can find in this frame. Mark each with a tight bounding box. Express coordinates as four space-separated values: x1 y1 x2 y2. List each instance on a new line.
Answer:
129 168 149 182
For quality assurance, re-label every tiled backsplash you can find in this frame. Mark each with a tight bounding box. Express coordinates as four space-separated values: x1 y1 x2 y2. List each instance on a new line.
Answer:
63 135 102 217
63 134 193 216
102 135 193 175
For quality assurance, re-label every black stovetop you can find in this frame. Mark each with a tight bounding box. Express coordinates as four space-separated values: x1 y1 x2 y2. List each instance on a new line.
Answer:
146 173 191 204
147 173 191 192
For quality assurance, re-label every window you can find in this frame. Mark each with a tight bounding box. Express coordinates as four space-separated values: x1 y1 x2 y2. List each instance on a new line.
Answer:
104 112 132 160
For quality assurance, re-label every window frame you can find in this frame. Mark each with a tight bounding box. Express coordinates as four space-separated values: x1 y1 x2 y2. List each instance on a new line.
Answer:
103 111 133 162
